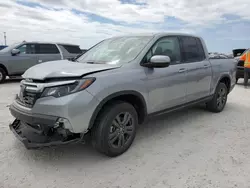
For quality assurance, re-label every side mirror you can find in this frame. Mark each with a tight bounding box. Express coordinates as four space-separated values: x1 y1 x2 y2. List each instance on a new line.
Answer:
143 55 170 68
11 49 20 56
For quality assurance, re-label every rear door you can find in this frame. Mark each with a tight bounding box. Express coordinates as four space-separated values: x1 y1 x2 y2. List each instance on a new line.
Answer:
8 43 38 74
179 36 212 102
36 43 62 64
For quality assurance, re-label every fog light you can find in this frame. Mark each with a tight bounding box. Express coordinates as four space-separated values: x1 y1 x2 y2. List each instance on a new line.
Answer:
54 118 72 131
54 118 65 128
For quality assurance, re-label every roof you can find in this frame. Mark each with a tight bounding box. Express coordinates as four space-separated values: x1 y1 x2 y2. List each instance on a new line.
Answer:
112 32 200 38
21 41 79 46
154 32 200 38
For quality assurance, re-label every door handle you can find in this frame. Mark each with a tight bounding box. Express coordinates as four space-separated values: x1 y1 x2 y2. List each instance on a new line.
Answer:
204 64 210 68
178 68 186 73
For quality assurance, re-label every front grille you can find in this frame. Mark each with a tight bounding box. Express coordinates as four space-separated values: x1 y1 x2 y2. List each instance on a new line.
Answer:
16 86 41 108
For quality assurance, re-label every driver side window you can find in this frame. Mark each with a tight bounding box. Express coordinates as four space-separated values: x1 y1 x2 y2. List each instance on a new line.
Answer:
17 45 27 54
144 36 181 64
17 44 36 54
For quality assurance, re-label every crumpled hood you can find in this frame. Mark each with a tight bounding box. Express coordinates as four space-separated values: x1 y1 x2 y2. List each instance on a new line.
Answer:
22 60 121 80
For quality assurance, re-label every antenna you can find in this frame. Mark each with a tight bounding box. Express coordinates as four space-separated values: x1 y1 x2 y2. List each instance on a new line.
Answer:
4 32 6 46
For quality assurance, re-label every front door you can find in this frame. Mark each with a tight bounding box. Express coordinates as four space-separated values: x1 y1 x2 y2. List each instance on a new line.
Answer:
179 36 212 102
8 43 38 75
143 36 188 114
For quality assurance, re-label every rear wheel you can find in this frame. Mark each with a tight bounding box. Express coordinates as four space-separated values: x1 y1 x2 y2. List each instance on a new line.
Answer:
91 101 138 157
0 67 6 84
206 82 228 113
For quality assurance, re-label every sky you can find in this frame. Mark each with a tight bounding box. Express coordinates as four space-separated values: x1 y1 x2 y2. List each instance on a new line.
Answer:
0 0 250 54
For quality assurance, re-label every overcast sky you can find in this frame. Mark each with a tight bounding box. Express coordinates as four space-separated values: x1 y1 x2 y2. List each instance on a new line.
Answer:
0 0 250 53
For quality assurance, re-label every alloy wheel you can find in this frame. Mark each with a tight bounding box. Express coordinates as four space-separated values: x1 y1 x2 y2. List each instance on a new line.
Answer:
0 72 3 81
217 87 227 109
109 112 135 149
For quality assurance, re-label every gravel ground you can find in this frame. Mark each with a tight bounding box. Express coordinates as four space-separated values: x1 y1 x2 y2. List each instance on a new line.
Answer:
1 79 250 188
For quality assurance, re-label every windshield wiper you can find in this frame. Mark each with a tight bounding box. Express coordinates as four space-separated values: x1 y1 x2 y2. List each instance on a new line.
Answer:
68 57 79 62
85 60 109 64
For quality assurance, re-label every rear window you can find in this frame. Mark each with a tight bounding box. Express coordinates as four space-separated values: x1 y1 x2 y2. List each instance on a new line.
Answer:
36 44 59 54
62 45 81 54
180 36 205 62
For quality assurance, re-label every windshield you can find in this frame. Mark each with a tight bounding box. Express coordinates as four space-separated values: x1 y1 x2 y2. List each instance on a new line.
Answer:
0 42 21 53
77 36 153 65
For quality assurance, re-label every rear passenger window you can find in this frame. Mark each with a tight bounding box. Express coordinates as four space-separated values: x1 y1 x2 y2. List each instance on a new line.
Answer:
196 38 206 60
36 44 59 54
62 45 81 54
180 37 205 62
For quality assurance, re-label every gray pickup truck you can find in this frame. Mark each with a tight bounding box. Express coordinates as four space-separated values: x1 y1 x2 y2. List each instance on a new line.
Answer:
9 33 237 157
0 41 82 83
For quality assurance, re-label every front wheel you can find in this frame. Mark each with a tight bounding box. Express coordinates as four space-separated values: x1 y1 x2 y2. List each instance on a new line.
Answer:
206 82 228 113
91 101 138 157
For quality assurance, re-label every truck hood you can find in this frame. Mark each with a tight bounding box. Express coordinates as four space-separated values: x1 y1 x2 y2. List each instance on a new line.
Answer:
22 60 121 80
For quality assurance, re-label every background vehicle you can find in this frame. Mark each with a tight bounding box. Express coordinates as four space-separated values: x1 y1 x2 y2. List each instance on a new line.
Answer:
0 41 82 83
232 48 249 83
233 49 246 59
0 45 7 50
9 33 236 157
209 53 231 59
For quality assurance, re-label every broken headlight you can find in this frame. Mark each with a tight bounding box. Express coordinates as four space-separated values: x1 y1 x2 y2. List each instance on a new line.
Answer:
41 78 95 98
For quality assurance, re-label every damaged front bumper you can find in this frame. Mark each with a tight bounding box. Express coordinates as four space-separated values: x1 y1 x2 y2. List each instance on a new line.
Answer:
9 119 82 149
9 102 83 149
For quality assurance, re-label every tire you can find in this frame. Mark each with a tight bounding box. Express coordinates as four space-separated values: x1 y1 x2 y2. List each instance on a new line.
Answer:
206 82 228 113
91 101 138 157
236 78 239 84
0 67 6 84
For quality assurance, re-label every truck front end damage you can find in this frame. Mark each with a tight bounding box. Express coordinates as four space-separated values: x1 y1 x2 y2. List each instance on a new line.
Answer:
9 120 81 149
9 104 82 149
8 60 119 149
8 77 90 149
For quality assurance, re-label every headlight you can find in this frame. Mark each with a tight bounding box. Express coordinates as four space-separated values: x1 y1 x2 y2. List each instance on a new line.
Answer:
41 78 95 98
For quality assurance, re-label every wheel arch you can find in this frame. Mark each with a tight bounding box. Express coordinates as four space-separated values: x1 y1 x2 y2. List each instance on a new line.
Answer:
88 90 147 130
218 75 231 93
0 64 8 75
